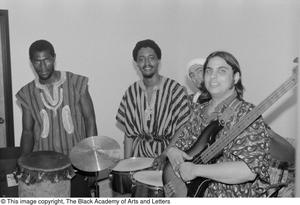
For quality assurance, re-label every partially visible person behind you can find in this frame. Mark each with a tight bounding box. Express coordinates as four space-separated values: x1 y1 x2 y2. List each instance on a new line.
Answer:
116 39 190 164
164 51 271 197
16 39 98 196
186 58 210 109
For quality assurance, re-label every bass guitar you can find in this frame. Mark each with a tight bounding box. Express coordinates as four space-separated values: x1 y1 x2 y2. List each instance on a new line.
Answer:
162 68 297 197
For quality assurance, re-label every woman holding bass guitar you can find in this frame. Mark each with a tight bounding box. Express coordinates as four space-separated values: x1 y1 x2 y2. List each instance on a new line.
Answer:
163 51 274 197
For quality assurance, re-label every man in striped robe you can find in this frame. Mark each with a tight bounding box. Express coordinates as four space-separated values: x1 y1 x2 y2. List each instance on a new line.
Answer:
16 39 97 196
116 39 190 166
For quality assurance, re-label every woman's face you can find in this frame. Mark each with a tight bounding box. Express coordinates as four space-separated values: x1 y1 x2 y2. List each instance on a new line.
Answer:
204 56 239 99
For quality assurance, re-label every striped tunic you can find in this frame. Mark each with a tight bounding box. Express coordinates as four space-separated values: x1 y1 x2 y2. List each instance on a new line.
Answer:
16 71 88 155
116 77 190 158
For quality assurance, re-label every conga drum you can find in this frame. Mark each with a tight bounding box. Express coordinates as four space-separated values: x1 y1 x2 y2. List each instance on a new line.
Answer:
109 157 154 194
132 170 164 197
18 151 75 197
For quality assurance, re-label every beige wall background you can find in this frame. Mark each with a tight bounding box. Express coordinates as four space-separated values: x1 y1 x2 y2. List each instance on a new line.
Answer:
1 0 298 158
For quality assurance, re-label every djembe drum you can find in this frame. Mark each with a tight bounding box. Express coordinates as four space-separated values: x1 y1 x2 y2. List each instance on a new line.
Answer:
18 151 74 197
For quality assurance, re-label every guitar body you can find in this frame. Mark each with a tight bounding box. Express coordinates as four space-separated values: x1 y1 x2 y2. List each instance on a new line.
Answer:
187 177 212 197
162 120 223 197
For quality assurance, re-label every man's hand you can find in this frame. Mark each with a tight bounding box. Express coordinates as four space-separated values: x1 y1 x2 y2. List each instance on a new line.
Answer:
152 153 167 170
178 162 197 181
166 146 192 172
163 181 175 197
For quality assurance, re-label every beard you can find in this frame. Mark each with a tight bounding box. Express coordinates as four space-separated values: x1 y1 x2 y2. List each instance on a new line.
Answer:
141 65 157 78
143 72 156 79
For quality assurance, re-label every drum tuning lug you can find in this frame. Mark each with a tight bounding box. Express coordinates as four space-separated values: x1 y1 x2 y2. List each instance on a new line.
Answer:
66 171 72 179
25 175 30 184
54 175 59 183
131 183 137 195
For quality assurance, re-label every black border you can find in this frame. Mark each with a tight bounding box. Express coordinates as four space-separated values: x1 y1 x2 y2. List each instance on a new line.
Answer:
0 10 15 147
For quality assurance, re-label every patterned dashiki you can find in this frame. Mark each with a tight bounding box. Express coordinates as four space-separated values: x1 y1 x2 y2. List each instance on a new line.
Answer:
187 91 210 111
176 92 271 197
116 76 190 158
16 71 88 155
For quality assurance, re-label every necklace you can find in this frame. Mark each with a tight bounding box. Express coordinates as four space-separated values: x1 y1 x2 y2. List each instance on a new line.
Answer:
35 71 66 116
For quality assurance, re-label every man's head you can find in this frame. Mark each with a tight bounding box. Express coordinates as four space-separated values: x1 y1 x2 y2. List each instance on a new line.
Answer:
132 39 161 79
132 39 161 62
202 51 244 99
29 40 56 60
187 58 206 89
29 40 56 82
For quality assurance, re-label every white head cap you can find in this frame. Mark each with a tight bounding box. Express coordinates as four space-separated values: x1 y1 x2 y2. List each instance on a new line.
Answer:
187 58 206 79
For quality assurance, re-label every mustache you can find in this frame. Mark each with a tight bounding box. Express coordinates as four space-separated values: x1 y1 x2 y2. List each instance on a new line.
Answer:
143 65 153 69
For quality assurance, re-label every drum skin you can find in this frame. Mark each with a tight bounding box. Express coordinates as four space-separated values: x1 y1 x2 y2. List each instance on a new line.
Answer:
18 151 74 197
132 170 164 197
109 157 154 194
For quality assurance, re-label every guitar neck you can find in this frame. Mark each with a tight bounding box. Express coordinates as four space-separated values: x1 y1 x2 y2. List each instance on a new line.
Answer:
200 74 297 164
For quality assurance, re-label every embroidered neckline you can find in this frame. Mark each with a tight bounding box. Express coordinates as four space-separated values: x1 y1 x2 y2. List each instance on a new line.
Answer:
35 71 66 116
139 77 166 134
138 76 165 92
35 71 66 89
40 89 63 116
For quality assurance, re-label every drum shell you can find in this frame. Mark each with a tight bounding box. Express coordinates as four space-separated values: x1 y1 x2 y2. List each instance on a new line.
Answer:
109 170 134 194
18 179 70 197
110 168 155 194
17 151 74 197
109 157 154 194
132 179 164 197
132 170 164 197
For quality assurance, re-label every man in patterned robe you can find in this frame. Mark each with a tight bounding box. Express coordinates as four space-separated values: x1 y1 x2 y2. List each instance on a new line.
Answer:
116 39 190 162
16 39 97 196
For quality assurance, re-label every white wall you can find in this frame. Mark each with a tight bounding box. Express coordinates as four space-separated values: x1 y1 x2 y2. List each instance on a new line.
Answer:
2 0 298 156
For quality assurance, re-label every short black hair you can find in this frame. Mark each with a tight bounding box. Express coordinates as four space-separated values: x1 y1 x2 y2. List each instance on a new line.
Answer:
29 39 56 60
132 39 161 62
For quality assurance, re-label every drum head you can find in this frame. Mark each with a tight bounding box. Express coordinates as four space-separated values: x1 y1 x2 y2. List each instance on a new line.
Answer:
133 170 163 187
112 157 154 172
18 151 71 172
